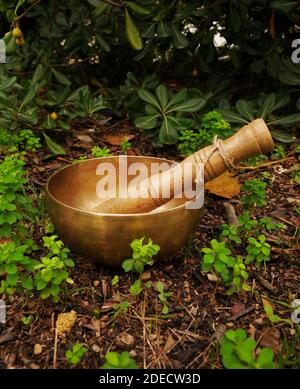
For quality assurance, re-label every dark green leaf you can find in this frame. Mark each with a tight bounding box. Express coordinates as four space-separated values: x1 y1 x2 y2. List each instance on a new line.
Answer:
43 133 66 155
159 116 178 144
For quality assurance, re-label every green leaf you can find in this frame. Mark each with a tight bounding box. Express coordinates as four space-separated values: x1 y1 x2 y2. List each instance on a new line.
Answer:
15 0 26 15
155 85 168 108
43 133 66 155
92 2 109 17
260 93 276 119
217 109 249 124
235 100 254 121
171 25 189 49
51 68 71 86
125 9 143 50
138 89 160 109
5 263 18 275
95 34 111 52
122 259 134 272
0 76 17 91
21 276 33 290
125 1 150 15
159 116 178 144
257 348 275 368
32 64 47 84
134 114 159 129
0 95 16 111
268 114 300 126
168 98 206 113
236 338 256 364
157 21 172 38
19 84 38 110
270 130 296 143
270 1 297 14
106 352 119 367
7 273 18 286
167 89 188 108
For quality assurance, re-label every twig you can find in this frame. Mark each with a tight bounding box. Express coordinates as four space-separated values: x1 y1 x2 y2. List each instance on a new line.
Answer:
227 306 255 322
53 328 58 369
235 157 295 171
223 202 239 226
143 293 146 369
255 274 278 295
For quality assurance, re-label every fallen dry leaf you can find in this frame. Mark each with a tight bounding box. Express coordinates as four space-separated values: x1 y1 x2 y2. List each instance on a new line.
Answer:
0 327 14 344
56 310 77 335
259 327 282 353
102 133 135 146
163 334 177 354
231 303 246 317
205 171 240 198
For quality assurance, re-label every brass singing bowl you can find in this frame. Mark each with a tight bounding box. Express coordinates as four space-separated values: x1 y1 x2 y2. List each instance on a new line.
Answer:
46 156 203 267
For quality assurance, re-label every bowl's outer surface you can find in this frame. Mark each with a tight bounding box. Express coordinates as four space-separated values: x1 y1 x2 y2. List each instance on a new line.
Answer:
46 156 203 266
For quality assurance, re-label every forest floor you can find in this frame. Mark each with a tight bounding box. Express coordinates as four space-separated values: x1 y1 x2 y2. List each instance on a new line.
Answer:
0 123 299 369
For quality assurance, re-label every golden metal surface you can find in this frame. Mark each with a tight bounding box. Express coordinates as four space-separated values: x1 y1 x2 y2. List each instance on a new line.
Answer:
46 156 203 267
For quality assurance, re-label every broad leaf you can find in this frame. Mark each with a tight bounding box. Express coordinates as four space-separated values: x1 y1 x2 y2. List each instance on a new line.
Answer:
155 85 168 108
43 133 66 155
235 100 254 121
260 93 276 119
138 88 160 109
134 114 159 129
159 116 178 144
168 98 206 113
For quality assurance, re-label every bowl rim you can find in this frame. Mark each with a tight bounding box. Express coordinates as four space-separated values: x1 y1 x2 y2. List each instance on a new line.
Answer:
46 156 197 217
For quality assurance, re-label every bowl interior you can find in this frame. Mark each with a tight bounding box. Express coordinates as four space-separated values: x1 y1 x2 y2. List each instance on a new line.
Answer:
47 156 187 214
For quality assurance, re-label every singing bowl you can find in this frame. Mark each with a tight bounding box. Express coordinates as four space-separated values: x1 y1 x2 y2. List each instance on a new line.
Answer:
46 156 203 267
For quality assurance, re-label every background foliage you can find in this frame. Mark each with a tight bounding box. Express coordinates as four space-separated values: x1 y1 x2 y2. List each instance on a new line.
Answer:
0 0 299 145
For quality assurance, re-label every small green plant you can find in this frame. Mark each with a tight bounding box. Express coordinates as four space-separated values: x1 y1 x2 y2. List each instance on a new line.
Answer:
0 129 41 154
122 237 160 274
156 282 172 314
241 180 267 209
178 111 232 156
0 156 36 239
259 216 285 232
102 351 138 369
237 212 258 233
111 275 119 287
220 224 242 244
200 110 232 145
66 343 87 365
296 206 300 215
73 155 88 164
120 139 132 153
201 240 250 294
263 300 292 325
296 146 300 161
0 241 37 295
271 145 286 159
130 279 143 297
220 329 275 369
227 256 251 295
113 301 130 321
34 236 75 302
20 315 32 326
201 239 235 283
244 154 267 167
134 85 206 144
91 146 112 157
246 235 271 268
